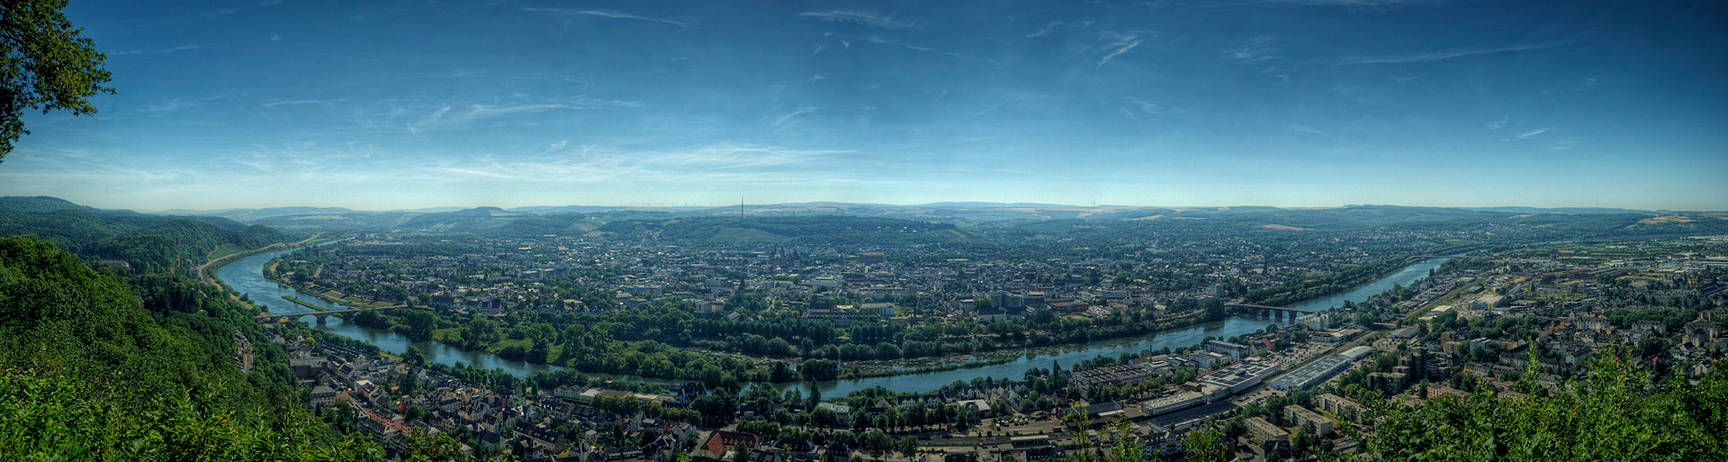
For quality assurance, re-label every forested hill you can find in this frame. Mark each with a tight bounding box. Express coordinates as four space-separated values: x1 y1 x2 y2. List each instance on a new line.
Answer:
0 236 383 459
594 215 976 245
996 205 1728 244
0 196 296 274
392 206 603 235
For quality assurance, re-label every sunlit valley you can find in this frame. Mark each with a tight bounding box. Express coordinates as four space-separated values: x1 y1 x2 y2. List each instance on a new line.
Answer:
2 1 1726 461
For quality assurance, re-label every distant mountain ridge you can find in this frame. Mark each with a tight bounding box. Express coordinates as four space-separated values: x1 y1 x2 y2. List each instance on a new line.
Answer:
16 197 1725 238
0 196 297 273
155 206 358 222
593 215 974 244
1461 206 1654 214
0 196 96 213
142 201 1697 218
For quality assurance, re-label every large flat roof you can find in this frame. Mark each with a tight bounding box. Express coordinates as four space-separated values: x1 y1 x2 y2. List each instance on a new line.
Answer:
1270 355 1351 390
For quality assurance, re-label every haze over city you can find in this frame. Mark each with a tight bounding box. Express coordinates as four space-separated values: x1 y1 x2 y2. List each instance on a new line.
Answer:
7 1 1728 461
3 0 1724 211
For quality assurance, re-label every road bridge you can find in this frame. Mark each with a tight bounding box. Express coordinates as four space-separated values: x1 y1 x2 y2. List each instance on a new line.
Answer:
256 305 406 325
1226 303 1319 321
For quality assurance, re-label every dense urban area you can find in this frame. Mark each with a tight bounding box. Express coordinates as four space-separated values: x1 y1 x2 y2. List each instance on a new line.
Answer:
6 197 1725 461
4 1 1725 461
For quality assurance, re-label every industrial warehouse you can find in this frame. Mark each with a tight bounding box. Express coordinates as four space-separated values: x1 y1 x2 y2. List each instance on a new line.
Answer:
1269 346 1376 391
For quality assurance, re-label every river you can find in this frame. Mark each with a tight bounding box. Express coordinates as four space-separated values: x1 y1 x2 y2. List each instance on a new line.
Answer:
217 248 565 377
216 247 1448 396
814 257 1451 395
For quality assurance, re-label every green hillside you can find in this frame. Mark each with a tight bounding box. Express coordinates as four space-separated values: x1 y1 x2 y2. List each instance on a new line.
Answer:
0 196 94 213
392 207 602 235
1370 352 1728 460
595 215 973 245
0 197 296 274
0 235 384 460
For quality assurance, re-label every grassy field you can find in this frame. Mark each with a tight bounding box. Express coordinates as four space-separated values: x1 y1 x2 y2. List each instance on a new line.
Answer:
206 243 247 261
281 295 329 311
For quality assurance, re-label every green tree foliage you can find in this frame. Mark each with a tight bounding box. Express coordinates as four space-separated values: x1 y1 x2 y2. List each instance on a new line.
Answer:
402 430 466 462
0 204 294 274
1181 427 1227 462
397 309 437 341
351 308 390 329
800 359 838 381
0 0 115 160
1371 350 1728 460
0 373 383 461
1245 257 1412 307
0 235 384 460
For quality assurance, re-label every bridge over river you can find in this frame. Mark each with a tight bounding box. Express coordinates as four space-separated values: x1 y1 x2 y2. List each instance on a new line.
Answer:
221 242 1453 395
256 305 406 324
1226 303 1319 320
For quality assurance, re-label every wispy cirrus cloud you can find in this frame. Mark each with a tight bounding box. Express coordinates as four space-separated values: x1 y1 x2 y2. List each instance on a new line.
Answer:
1517 128 1549 139
1204 0 1454 9
208 0 285 17
961 102 1007 121
223 140 379 173
1541 76 1602 95
1129 99 1163 116
112 45 209 56
798 10 915 29
1323 41 1567 65
521 7 691 28
143 93 237 114
430 143 859 185
1223 36 1279 64
769 105 877 132
1096 32 1143 68
866 36 961 58
1222 36 1292 82
407 98 643 134
1292 124 1342 140
1485 115 1509 130
771 106 820 132
262 98 346 108
825 32 969 61
1117 99 1168 121
1027 20 1093 38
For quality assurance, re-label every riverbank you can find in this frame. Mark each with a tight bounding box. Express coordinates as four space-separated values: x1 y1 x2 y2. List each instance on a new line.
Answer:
1243 254 1444 308
252 262 1366 386
219 245 1451 395
281 295 331 312
267 274 1232 380
200 234 327 289
264 269 397 310
838 311 1217 379
248 241 1416 380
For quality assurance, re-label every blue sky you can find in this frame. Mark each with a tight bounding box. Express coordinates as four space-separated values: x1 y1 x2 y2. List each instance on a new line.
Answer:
5 0 1725 210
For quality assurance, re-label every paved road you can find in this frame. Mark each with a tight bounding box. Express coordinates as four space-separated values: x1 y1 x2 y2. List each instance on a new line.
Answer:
195 234 321 285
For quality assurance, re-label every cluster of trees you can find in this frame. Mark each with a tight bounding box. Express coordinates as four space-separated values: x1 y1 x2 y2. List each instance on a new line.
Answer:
0 236 384 459
732 422 921 459
723 384 986 455
1370 351 1728 460
337 288 1236 383
0 198 295 274
350 307 438 341
1244 256 1414 307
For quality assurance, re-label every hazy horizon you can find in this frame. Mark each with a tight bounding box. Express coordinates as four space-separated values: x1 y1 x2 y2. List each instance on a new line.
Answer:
3 0 1725 211
41 196 1722 215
